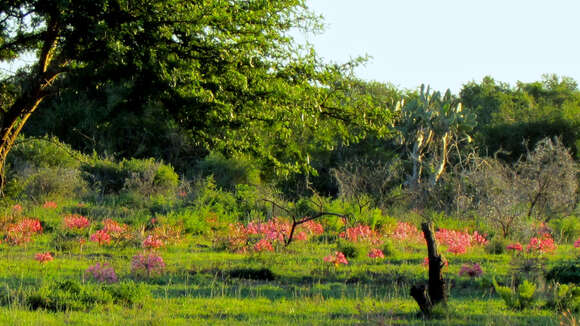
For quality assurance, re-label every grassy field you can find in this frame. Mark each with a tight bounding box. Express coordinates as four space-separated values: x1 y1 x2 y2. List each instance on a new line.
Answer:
0 200 577 326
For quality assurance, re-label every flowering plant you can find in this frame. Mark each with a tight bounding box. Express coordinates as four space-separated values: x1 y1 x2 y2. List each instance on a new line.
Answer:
63 214 91 230
35 252 53 264
6 218 43 245
458 263 484 277
90 230 111 245
506 243 523 252
368 248 385 259
324 251 348 266
131 251 165 277
86 263 118 283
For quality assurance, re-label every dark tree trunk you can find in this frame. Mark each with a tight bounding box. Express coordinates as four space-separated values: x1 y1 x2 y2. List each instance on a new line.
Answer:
410 222 447 316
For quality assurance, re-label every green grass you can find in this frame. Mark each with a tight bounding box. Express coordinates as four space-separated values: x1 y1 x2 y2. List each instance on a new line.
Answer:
0 200 576 325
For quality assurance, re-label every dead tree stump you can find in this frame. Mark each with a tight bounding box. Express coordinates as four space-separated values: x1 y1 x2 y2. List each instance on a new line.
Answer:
410 222 447 316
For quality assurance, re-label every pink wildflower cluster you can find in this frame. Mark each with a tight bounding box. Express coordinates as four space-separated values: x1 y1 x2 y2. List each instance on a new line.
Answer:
324 251 349 266
506 243 523 251
368 248 385 259
131 251 165 277
574 238 580 248
526 233 556 253
89 219 132 244
86 263 118 283
103 219 128 235
391 222 423 243
90 230 111 245
245 218 290 243
42 201 57 209
226 218 293 253
63 214 90 230
458 263 484 277
35 252 53 264
435 229 488 255
302 220 324 235
142 234 164 249
6 218 42 245
340 224 382 244
254 238 274 252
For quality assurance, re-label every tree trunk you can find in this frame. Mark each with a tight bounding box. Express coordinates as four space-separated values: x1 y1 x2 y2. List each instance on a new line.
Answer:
0 18 62 195
410 222 447 316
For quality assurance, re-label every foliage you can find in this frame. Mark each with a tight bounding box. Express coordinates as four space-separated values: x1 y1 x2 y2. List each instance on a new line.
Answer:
27 280 113 312
550 216 580 243
546 260 580 284
546 283 580 312
517 137 578 220
493 278 537 310
82 157 178 197
195 152 261 190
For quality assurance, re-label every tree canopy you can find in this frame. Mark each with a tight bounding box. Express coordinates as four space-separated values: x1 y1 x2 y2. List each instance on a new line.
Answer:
0 0 391 189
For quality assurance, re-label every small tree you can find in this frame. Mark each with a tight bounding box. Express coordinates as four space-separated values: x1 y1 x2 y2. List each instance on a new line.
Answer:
458 155 526 238
517 137 578 221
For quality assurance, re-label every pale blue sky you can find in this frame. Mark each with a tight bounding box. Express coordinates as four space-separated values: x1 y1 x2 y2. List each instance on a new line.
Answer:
300 0 580 93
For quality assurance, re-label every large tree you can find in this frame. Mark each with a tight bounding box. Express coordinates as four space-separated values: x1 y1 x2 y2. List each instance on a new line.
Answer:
0 0 389 191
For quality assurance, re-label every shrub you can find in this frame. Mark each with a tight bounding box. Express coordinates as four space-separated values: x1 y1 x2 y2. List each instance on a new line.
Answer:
337 240 360 259
546 260 580 284
195 152 261 190
27 280 113 312
82 157 178 197
550 216 580 243
105 281 148 306
546 283 580 312
380 240 398 257
485 237 509 255
493 278 536 310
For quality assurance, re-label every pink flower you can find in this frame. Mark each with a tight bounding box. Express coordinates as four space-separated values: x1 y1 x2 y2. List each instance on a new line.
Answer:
368 248 385 259
90 230 111 245
254 239 274 252
574 238 580 248
324 251 348 266
131 252 165 277
35 252 53 264
459 263 483 277
6 218 43 245
103 219 127 235
506 243 523 251
86 263 118 283
64 215 91 230
295 231 308 241
42 201 57 209
526 234 556 253
391 222 423 243
142 235 164 249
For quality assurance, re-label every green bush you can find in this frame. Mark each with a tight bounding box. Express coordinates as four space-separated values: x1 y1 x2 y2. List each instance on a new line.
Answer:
8 135 84 170
27 280 113 312
485 237 509 255
195 152 261 190
6 167 88 201
104 281 148 306
546 260 580 284
381 240 398 257
493 278 536 310
546 283 580 312
82 157 179 197
550 216 580 243
5 136 88 200
337 240 361 259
